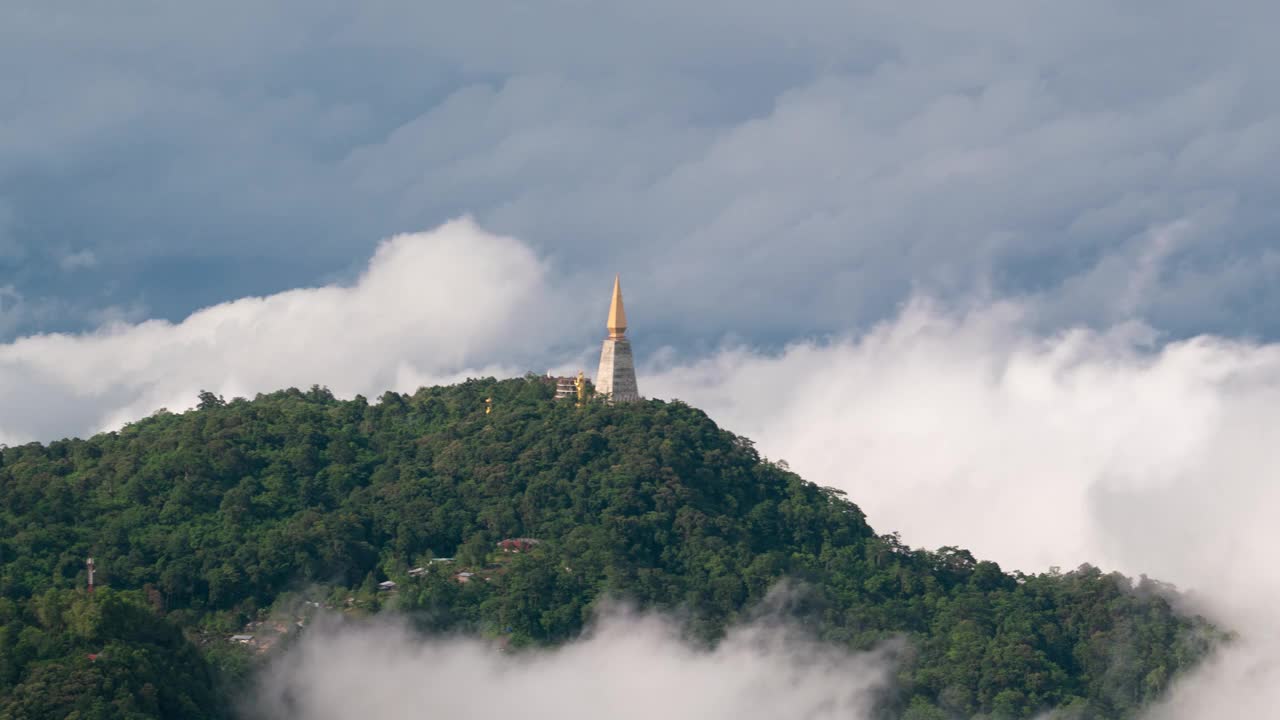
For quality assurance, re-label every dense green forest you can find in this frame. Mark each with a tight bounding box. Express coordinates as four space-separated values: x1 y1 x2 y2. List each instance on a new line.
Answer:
0 377 1217 719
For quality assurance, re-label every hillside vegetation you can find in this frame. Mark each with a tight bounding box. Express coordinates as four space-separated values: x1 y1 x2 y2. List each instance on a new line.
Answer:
0 378 1215 719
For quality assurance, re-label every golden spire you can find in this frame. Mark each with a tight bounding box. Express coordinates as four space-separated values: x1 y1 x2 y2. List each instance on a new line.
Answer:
606 274 628 339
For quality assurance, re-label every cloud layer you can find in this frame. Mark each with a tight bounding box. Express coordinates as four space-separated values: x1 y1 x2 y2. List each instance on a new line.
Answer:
650 302 1280 585
2 1 1279 341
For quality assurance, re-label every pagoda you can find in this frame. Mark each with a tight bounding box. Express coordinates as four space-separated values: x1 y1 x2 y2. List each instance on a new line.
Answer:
594 275 641 403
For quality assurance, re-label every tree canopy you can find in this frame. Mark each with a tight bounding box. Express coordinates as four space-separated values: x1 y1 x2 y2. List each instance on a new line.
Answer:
0 377 1218 718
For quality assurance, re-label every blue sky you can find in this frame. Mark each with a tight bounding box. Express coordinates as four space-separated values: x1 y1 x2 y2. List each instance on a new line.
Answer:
2 0 1278 349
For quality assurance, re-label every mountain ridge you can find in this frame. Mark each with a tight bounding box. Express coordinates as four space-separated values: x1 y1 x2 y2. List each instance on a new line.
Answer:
0 377 1218 719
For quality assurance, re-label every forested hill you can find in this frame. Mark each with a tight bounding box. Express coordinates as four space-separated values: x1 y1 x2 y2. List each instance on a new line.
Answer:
1 378 1215 719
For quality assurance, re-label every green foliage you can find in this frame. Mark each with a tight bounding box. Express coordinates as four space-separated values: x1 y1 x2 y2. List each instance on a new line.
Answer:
0 589 219 719
0 378 1219 718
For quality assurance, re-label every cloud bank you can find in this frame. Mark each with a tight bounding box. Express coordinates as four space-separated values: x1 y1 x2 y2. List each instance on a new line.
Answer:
0 218 569 444
650 302 1280 584
2 1 1279 341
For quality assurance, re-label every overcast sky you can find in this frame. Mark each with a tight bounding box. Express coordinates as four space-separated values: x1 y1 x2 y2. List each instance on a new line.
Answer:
3 1 1278 347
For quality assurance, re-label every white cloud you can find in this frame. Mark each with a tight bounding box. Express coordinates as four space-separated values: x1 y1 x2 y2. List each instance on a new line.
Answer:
250 609 897 720
0 218 567 444
650 302 1271 575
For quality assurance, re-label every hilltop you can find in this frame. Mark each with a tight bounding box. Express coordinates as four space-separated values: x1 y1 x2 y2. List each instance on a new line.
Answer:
0 377 1216 719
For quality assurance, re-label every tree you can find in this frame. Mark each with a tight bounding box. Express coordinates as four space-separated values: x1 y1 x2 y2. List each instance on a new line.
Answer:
197 390 225 410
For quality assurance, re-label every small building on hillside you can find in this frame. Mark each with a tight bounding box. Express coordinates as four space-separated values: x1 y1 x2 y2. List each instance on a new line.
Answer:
554 376 576 400
497 538 542 553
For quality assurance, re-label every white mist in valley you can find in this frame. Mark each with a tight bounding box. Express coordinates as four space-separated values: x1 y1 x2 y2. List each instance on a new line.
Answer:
249 611 898 720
